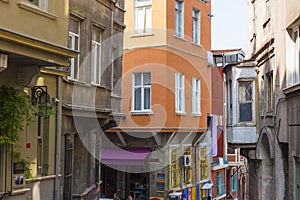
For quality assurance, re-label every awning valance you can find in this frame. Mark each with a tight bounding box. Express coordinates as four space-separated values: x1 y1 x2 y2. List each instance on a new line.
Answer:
201 183 213 189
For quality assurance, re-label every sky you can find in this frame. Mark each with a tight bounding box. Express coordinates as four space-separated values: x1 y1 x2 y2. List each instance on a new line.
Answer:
212 0 248 53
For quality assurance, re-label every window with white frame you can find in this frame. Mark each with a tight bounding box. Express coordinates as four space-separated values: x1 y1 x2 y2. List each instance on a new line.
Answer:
132 72 151 112
29 0 48 11
232 168 238 192
192 77 201 114
192 8 200 45
91 27 103 85
175 73 185 113
286 25 300 87
217 172 225 196
175 0 184 38
68 17 80 80
135 0 152 34
238 81 253 123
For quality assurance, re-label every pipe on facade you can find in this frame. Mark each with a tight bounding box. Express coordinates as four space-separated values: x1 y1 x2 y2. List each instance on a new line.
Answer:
53 76 61 200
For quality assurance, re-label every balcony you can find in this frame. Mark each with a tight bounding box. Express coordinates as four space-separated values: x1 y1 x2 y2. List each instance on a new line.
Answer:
223 60 258 148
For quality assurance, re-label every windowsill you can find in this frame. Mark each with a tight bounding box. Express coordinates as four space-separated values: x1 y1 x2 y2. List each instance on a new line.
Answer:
131 110 153 115
176 111 186 116
215 193 226 200
27 174 58 183
91 83 106 89
192 112 202 117
17 2 57 20
11 188 31 196
212 164 229 171
191 42 202 47
130 32 155 38
64 77 90 87
111 93 122 99
283 82 300 95
174 34 186 41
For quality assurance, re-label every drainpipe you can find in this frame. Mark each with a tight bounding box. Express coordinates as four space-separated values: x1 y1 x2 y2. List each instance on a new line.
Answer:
53 76 61 200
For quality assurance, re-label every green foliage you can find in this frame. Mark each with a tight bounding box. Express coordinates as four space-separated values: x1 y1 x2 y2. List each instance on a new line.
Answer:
13 151 35 183
0 86 34 145
69 6 83 13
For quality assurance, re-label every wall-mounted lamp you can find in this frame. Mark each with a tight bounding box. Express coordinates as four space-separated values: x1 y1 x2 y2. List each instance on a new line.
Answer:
0 52 8 72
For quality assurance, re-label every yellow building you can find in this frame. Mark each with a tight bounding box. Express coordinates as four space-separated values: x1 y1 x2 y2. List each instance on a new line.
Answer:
0 0 77 199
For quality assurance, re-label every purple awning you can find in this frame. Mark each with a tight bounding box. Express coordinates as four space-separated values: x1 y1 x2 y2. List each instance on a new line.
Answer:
101 148 150 166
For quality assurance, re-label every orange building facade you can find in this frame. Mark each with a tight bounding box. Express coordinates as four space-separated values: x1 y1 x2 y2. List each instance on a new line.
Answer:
103 0 213 199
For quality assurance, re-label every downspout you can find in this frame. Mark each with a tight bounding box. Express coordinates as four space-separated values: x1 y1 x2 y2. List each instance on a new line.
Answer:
53 76 61 200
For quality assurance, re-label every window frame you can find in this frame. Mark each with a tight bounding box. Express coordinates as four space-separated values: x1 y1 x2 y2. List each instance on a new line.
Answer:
286 23 300 88
216 172 225 196
134 0 152 34
131 72 151 113
68 17 80 81
175 73 185 114
231 168 238 193
192 8 201 45
175 0 184 38
29 0 48 11
238 80 254 123
91 27 103 86
192 77 201 115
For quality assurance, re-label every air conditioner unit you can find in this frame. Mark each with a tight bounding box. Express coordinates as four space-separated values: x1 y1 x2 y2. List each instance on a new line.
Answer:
0 53 8 72
183 155 191 167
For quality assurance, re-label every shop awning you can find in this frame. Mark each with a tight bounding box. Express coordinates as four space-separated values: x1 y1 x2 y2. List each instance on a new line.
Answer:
201 183 213 189
101 148 150 166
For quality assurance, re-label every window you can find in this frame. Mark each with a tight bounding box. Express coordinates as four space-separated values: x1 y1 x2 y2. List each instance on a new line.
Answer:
286 25 300 87
132 72 151 112
199 145 208 180
192 77 201 114
226 80 232 125
232 168 238 192
68 17 80 80
217 172 225 196
170 147 181 188
192 8 200 45
135 0 152 34
29 0 48 11
238 81 253 123
175 0 184 38
267 72 273 112
91 27 103 85
183 146 192 184
111 47 116 91
175 73 185 113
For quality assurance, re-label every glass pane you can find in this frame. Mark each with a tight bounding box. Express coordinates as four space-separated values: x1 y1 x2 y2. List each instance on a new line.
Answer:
145 7 152 32
144 88 150 109
134 88 142 110
239 103 252 122
143 73 151 85
92 29 101 42
69 18 79 34
134 73 142 86
136 8 145 33
75 37 79 51
68 35 72 49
